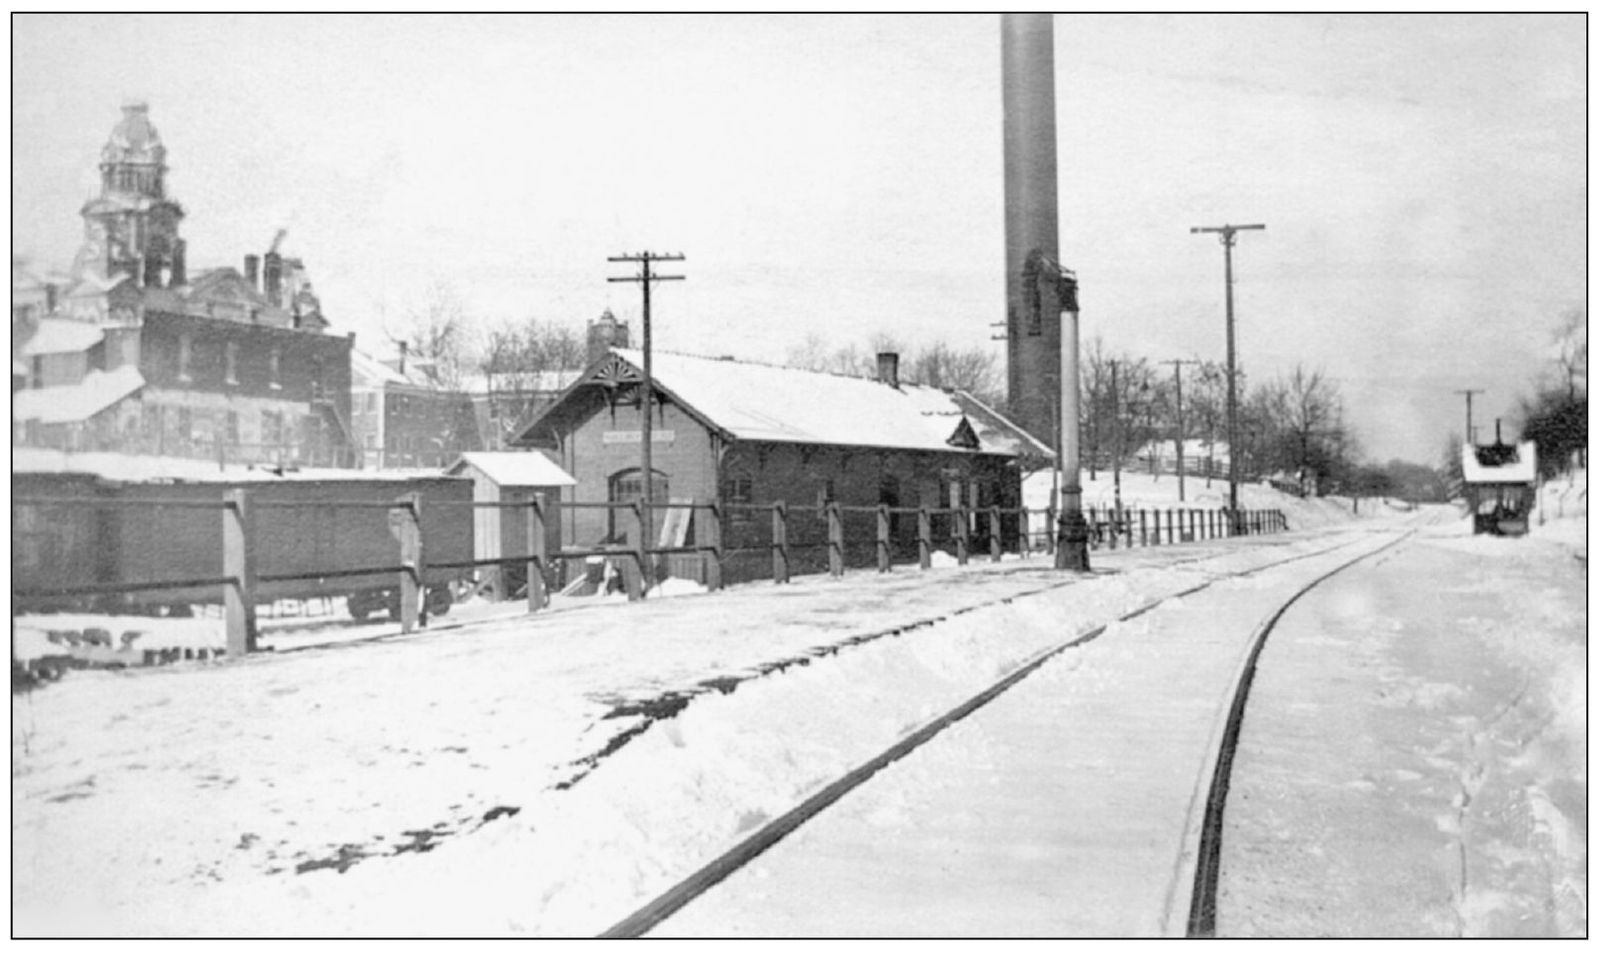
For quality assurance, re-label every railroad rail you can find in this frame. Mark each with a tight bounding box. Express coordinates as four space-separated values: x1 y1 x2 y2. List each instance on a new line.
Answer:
597 528 1410 937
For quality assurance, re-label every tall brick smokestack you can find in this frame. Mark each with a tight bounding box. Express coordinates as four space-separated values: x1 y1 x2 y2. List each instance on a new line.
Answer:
1002 13 1062 446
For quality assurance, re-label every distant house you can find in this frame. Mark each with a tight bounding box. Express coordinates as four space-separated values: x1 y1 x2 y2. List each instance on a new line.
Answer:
350 349 482 469
509 348 1047 581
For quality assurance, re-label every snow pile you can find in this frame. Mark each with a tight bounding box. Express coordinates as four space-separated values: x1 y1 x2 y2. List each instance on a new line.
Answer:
1532 467 1586 554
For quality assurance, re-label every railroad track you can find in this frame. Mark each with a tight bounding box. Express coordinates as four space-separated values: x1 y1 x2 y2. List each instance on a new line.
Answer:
1177 529 1414 937
598 526 1412 938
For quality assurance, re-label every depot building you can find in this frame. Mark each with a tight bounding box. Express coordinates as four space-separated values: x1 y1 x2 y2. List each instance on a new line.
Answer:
509 349 1049 581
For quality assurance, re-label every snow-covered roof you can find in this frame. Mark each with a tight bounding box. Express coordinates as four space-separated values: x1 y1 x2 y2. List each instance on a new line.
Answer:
19 317 106 356
519 349 1025 458
10 366 145 424
351 350 419 388
1132 439 1229 461
10 446 455 483
1462 441 1537 484
449 451 576 487
952 391 1054 461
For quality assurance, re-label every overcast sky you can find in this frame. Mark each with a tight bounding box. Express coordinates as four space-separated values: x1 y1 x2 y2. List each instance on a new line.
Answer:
11 13 1586 464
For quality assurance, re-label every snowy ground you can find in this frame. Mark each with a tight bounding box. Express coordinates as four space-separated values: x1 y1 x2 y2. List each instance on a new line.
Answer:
14 517 1370 936
11 477 1580 937
1219 513 1587 937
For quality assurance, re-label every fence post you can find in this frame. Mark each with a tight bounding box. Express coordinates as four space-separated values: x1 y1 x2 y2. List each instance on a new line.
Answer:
989 506 1003 562
876 506 892 573
955 502 969 566
827 502 844 578
222 488 257 656
625 502 647 600
1017 508 1030 558
527 493 549 612
1045 508 1055 553
918 507 933 569
706 502 725 591
398 492 422 634
1177 507 1185 543
1153 508 1162 546
772 500 789 583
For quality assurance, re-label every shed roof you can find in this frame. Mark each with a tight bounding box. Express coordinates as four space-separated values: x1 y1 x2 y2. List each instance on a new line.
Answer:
515 349 1032 458
449 451 576 487
10 366 144 424
1462 441 1537 484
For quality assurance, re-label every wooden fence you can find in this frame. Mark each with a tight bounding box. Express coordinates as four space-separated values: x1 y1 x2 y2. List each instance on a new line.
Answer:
14 489 1287 659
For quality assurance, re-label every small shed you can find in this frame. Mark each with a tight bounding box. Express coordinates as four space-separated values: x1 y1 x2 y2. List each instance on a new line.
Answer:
448 451 576 595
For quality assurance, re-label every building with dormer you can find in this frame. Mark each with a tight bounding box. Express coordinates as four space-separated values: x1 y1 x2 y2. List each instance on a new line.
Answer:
11 101 354 466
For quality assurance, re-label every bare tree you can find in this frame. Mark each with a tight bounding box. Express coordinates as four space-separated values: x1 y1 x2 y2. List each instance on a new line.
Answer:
472 318 588 443
390 282 471 389
1553 306 1587 403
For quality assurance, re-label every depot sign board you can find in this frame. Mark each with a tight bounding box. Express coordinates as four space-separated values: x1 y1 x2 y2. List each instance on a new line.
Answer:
603 430 675 444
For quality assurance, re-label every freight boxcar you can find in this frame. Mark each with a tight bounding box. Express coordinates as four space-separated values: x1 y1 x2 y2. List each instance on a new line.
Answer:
11 469 474 620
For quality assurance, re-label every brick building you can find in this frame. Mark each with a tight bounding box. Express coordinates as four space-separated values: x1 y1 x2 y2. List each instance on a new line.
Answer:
510 348 1048 579
11 101 353 466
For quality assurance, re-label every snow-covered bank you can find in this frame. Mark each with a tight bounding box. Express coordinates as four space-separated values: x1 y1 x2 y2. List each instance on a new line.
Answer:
12 524 1386 936
1021 467 1405 532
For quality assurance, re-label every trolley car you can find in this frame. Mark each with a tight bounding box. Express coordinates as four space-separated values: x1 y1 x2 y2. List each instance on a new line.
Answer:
1461 434 1537 536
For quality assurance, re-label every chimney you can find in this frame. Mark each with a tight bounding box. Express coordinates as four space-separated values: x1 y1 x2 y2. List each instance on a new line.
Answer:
1495 418 1503 445
44 283 57 313
877 351 900 389
264 251 283 306
397 340 409 375
169 239 187 287
244 254 260 291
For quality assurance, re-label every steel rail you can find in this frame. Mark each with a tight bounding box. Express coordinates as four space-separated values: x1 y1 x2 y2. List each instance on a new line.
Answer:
1179 528 1414 938
596 530 1376 938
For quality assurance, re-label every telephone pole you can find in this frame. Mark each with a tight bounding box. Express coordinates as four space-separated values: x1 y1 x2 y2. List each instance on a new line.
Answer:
1161 358 1198 504
1454 388 1485 445
1191 223 1265 533
609 251 685 594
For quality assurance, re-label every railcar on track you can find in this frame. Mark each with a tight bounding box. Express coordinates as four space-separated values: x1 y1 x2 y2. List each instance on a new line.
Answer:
12 469 474 620
1460 434 1537 536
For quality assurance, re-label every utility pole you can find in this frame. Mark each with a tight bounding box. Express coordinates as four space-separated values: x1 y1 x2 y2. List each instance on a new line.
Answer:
1110 359 1123 535
1161 358 1197 504
1191 223 1265 534
609 251 685 595
1454 388 1484 446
